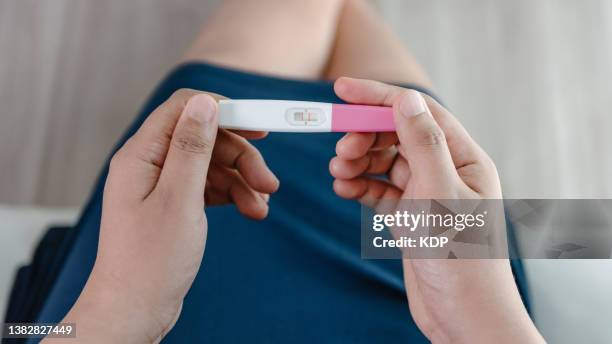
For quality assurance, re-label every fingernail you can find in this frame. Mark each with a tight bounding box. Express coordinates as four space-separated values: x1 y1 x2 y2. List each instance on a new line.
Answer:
186 94 217 124
268 168 280 191
399 90 427 118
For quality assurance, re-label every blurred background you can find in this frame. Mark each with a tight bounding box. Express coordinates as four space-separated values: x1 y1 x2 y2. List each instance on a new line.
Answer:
1 0 611 342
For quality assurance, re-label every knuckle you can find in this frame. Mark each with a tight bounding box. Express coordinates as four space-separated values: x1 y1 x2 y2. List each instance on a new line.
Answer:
171 88 196 100
172 132 212 154
416 126 446 147
108 149 127 173
483 154 498 173
169 88 198 108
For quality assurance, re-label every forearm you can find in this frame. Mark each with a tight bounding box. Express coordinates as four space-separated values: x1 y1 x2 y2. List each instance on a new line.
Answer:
437 270 545 344
448 299 544 344
43 271 165 343
402 259 545 344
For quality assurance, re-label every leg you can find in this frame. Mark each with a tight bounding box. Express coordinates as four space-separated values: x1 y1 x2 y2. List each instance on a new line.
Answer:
182 0 344 79
324 0 432 87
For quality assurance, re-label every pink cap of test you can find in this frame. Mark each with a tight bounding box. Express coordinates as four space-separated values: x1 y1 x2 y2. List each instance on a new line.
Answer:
331 104 395 132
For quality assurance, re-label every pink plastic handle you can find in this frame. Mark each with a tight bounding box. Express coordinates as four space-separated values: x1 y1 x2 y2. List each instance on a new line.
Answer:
331 104 395 132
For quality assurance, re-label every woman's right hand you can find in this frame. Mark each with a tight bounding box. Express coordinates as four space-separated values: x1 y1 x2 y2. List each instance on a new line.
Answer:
143 89 280 220
330 77 544 343
54 89 279 343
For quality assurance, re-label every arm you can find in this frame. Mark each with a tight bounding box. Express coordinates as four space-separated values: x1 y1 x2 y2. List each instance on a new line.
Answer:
45 90 278 343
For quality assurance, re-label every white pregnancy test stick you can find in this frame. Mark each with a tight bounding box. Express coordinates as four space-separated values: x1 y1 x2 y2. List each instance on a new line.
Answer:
218 99 395 132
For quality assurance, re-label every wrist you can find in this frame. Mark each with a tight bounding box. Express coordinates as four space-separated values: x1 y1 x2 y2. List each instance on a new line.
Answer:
449 309 544 344
423 259 544 344
60 267 175 343
442 288 544 344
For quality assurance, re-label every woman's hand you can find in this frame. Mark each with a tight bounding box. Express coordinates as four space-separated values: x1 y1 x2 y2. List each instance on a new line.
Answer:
56 89 278 343
330 77 544 343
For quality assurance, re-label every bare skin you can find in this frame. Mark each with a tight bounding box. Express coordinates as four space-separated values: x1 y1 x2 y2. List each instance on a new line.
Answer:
182 0 431 86
330 77 544 343
182 0 344 79
324 0 432 86
49 1 543 343
53 91 279 343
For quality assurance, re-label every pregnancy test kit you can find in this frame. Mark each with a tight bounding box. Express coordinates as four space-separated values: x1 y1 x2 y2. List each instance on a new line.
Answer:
218 99 395 132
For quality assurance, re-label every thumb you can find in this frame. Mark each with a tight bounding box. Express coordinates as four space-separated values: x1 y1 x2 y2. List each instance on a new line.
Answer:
394 90 459 192
156 94 218 204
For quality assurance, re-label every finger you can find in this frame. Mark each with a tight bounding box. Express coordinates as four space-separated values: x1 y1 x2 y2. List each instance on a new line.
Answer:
336 133 375 160
205 185 270 208
371 132 399 150
123 88 225 171
107 89 201 203
127 89 199 169
333 177 402 209
206 167 269 219
229 175 269 220
329 147 397 179
157 94 219 204
388 155 412 189
425 97 500 195
422 95 487 168
230 129 269 140
336 132 398 160
334 77 405 106
206 164 263 201
213 130 279 193
393 90 460 191
259 193 270 203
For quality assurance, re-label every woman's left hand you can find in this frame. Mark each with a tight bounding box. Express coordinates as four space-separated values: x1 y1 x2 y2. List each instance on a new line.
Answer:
329 77 544 344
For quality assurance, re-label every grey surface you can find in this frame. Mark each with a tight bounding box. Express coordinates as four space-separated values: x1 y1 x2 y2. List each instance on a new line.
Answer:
527 260 612 344
0 0 611 342
0 0 217 206
0 206 78 320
